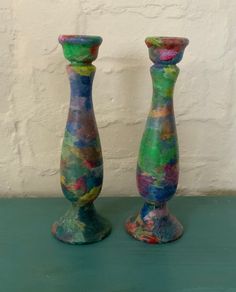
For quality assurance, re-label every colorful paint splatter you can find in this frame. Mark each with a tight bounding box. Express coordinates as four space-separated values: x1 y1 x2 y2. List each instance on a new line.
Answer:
126 37 189 244
51 35 111 244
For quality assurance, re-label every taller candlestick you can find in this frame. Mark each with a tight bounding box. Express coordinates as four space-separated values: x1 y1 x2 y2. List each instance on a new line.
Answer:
126 37 189 244
51 35 111 244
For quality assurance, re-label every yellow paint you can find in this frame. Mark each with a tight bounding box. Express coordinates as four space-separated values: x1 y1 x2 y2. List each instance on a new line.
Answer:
164 66 177 76
72 65 95 76
70 147 81 158
60 175 66 185
145 37 162 47
79 186 102 204
76 221 86 231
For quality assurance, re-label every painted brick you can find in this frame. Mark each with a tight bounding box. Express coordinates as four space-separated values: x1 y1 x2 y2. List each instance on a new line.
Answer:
0 0 235 196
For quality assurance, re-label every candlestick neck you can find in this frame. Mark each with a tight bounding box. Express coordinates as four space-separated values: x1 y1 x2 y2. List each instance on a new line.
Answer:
150 64 179 109
66 64 96 114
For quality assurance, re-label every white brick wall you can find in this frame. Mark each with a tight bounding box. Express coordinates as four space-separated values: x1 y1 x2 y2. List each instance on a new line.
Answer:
1 0 236 197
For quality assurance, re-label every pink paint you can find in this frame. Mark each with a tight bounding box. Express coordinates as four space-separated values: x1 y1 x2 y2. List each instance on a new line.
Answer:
83 160 96 169
137 173 155 196
159 49 178 61
164 164 178 185
74 177 86 191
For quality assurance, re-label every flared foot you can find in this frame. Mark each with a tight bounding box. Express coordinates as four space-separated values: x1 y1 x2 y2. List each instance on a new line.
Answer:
125 202 183 244
51 203 111 244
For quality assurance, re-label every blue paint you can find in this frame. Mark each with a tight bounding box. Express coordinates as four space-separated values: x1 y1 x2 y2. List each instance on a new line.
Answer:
69 73 94 99
147 184 178 202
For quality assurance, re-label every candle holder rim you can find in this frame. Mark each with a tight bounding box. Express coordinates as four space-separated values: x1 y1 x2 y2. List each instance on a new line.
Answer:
58 35 103 46
145 36 189 48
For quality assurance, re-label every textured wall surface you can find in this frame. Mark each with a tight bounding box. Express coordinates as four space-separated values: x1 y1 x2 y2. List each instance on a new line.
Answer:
1 0 236 197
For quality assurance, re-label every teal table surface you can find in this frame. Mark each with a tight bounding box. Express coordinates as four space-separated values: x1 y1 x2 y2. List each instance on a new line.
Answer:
0 196 236 292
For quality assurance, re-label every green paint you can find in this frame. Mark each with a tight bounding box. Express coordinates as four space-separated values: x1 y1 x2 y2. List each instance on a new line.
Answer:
151 65 179 106
63 130 77 147
71 64 96 76
62 43 93 64
139 128 178 172
138 65 179 175
145 37 163 47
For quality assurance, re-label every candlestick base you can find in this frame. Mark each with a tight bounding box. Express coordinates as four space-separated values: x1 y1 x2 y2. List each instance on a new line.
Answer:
52 203 111 244
125 202 183 244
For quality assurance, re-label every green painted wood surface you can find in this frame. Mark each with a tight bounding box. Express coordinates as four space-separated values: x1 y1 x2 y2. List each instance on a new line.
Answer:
0 196 235 292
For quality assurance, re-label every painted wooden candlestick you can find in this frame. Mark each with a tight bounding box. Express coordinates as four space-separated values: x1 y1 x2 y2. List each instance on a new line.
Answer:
51 35 111 244
126 37 189 244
